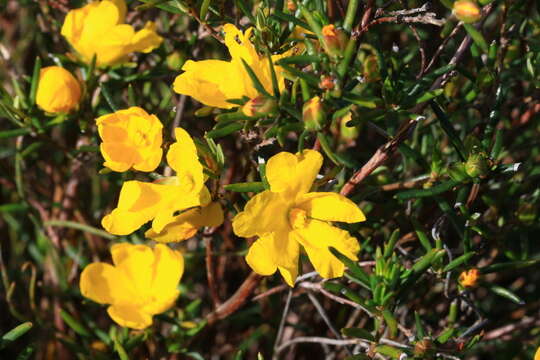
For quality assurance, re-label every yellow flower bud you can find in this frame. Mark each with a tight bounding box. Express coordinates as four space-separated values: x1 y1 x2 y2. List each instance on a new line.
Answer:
453 0 482 23
465 153 490 178
36 66 81 114
321 24 348 57
459 268 479 288
242 96 277 117
61 0 163 66
302 96 327 131
96 107 163 172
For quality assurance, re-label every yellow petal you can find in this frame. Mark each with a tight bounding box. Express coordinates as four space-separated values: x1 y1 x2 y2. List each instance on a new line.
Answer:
292 220 359 279
131 21 163 53
232 190 289 237
100 143 137 172
146 202 224 243
133 148 162 172
296 192 366 223
173 60 239 109
36 66 81 114
223 24 258 65
245 231 300 286
143 244 183 314
266 150 323 197
107 304 153 329
111 243 154 299
101 181 173 235
245 234 278 276
166 127 204 194
535 347 540 360
80 262 133 305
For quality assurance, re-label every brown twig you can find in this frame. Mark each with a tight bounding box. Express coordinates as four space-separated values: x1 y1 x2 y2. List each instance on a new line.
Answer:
205 271 261 325
203 234 222 307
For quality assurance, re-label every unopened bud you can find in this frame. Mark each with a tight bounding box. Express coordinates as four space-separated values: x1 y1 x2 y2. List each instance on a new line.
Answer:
363 55 380 82
448 162 470 182
459 269 479 288
319 75 335 90
166 51 185 70
321 24 348 57
287 0 297 12
242 96 277 117
302 96 326 131
465 153 490 178
453 0 482 23
414 339 434 357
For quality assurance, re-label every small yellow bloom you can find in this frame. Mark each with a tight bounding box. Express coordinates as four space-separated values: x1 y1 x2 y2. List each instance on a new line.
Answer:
535 347 540 360
459 268 479 288
145 201 224 243
80 243 183 329
173 24 288 109
233 150 366 286
102 127 211 235
96 107 163 172
453 0 482 23
36 66 81 114
61 0 163 66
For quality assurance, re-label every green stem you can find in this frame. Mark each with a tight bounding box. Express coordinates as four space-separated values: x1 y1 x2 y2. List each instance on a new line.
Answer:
343 0 359 32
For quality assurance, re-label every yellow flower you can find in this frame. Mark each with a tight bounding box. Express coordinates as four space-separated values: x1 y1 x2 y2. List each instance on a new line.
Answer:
173 24 288 109
102 127 211 235
80 243 183 329
146 201 224 243
61 0 163 66
36 66 81 114
232 150 366 286
459 268 479 288
535 347 540 360
96 107 163 172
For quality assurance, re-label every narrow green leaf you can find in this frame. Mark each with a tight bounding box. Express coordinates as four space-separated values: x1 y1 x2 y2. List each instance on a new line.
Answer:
0 128 32 139
414 312 425 339
329 247 370 286
100 82 119 112
200 0 211 19
375 345 403 358
480 259 540 274
60 309 92 337
382 310 398 338
241 59 272 97
464 24 488 53
341 327 375 342
443 252 475 272
206 122 243 138
224 182 265 193
29 57 42 106
1 322 33 348
487 284 525 305
317 133 340 165
395 179 461 200
436 327 455 344
430 101 466 161
276 55 321 65
44 220 116 240
235 0 256 24
271 12 310 31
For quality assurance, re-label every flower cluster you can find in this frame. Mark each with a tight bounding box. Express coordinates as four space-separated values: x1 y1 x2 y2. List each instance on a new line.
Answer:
47 0 368 330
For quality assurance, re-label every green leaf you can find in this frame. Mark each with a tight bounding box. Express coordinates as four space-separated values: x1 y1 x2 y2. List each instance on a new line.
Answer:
100 82 119 112
0 128 32 139
240 59 272 98
200 0 211 19
29 57 42 106
430 101 466 161
224 182 265 193
206 123 244 139
375 345 403 358
317 133 340 165
486 284 525 305
60 309 92 337
464 24 489 53
329 247 370 286
443 252 475 272
276 55 321 66
436 327 455 344
382 310 398 338
1 322 33 349
395 179 461 200
44 220 116 240
341 327 375 342
480 259 540 274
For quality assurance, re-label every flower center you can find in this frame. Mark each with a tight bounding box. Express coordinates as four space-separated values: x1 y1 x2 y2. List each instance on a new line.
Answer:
289 208 308 229
132 129 150 147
